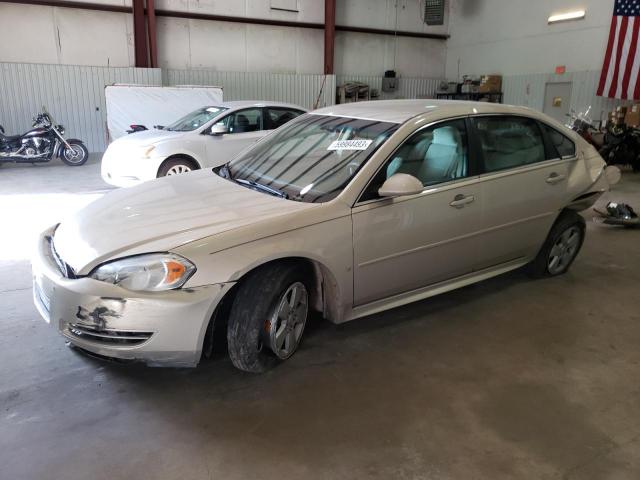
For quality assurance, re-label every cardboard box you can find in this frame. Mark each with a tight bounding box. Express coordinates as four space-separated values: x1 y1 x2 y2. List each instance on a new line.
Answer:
631 103 640 113
625 111 640 127
479 75 502 93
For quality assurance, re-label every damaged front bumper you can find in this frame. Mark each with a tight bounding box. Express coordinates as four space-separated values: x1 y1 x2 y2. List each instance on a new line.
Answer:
32 227 234 367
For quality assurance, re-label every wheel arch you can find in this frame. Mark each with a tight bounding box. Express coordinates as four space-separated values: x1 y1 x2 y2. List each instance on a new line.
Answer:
198 255 343 364
157 154 201 177
211 255 343 328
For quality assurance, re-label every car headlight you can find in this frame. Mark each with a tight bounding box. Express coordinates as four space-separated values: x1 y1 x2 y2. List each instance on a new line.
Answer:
89 253 196 292
138 145 156 159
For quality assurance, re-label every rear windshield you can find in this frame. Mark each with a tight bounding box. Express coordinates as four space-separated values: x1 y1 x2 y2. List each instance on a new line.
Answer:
226 114 398 203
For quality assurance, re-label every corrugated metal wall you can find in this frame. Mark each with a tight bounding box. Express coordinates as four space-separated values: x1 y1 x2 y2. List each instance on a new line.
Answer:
164 70 336 111
503 70 628 125
2 62 623 153
0 62 161 152
336 75 443 100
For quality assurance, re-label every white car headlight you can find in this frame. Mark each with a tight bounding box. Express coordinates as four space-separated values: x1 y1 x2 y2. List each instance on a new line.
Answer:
137 145 156 159
89 253 196 292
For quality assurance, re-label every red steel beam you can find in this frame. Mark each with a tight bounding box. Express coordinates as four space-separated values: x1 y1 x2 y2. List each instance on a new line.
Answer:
0 0 131 12
0 1 449 40
324 0 336 75
132 0 148 67
147 0 158 68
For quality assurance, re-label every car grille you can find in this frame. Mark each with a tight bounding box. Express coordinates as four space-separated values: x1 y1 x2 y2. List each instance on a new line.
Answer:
68 323 153 346
48 236 77 279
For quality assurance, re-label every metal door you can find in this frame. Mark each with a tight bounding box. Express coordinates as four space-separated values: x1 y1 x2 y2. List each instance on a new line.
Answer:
543 82 573 124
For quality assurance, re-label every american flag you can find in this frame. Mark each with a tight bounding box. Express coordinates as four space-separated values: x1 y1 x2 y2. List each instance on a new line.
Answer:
598 0 640 99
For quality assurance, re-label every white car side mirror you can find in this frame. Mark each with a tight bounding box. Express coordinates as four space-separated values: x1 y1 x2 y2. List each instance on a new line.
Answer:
210 125 228 136
378 173 424 198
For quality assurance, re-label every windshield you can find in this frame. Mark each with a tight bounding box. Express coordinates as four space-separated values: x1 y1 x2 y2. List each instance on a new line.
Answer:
165 106 227 132
225 114 398 203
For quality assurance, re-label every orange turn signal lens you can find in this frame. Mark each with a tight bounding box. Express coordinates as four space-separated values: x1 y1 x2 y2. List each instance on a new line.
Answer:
165 260 186 284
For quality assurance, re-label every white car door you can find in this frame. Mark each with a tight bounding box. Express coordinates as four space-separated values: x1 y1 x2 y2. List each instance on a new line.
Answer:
204 108 270 167
352 119 482 306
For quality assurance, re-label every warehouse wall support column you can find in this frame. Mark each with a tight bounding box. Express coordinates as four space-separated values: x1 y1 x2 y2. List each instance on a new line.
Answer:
324 0 336 75
133 0 148 67
147 0 158 68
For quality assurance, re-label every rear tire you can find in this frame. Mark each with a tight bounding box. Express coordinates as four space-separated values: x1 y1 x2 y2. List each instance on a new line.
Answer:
526 210 586 278
227 262 311 373
61 141 88 166
157 157 199 177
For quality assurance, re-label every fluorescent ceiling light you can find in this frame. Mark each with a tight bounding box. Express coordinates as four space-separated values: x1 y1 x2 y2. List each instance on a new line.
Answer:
548 10 586 23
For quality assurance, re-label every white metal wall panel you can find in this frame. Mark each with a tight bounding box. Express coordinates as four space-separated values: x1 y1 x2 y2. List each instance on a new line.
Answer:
0 62 161 152
336 75 443 100
503 71 630 125
164 70 336 111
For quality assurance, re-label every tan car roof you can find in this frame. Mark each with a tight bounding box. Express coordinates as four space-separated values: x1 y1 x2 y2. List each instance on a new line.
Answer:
311 100 550 125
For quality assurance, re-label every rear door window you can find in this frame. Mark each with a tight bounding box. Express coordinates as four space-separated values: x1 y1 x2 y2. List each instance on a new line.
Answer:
540 123 576 158
472 116 546 173
265 108 305 130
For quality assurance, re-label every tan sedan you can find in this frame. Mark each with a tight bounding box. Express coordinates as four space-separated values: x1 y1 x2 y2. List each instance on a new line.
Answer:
32 100 618 372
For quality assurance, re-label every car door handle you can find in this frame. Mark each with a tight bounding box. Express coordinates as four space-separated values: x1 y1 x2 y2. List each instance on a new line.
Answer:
449 194 475 208
546 173 566 185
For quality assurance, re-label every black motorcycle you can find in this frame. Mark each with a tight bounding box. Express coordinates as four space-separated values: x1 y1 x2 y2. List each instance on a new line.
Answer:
599 124 640 172
0 109 88 167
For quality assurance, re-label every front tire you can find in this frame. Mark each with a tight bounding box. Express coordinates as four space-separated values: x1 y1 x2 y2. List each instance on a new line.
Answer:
227 263 311 373
61 141 89 166
157 157 199 177
527 210 586 278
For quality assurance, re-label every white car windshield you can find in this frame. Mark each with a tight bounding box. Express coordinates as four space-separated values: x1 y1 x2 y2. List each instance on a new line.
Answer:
223 114 398 203
165 107 227 132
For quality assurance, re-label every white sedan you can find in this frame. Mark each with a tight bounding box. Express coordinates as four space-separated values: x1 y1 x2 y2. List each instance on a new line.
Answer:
101 101 306 187
34 100 619 372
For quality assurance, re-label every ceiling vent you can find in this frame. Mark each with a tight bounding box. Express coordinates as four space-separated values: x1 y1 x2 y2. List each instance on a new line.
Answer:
424 0 445 26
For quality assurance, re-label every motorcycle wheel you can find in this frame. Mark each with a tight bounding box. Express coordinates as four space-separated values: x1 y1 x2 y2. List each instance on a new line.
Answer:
61 141 89 166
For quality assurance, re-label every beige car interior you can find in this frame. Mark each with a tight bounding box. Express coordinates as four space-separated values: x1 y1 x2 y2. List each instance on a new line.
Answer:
386 122 468 186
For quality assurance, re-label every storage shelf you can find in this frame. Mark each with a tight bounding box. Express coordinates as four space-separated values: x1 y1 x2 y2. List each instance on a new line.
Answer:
435 92 503 103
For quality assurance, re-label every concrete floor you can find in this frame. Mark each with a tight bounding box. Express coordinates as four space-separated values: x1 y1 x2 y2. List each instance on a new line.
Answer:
1 157 639 480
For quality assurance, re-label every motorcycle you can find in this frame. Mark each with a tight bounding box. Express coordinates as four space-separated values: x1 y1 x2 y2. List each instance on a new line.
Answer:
566 107 604 149
0 108 89 166
599 123 640 172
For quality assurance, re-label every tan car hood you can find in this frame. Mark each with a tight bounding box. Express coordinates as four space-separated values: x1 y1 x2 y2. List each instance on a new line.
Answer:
53 169 315 274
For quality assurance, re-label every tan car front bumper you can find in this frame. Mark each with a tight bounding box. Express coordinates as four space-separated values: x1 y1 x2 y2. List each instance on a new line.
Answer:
32 226 233 367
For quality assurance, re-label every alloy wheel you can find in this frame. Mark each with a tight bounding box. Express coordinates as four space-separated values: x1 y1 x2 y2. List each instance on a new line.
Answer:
547 226 581 275
166 165 192 176
267 282 308 360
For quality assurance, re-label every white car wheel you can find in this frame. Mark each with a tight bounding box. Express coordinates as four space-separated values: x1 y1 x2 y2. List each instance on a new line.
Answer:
166 164 192 176
158 158 199 178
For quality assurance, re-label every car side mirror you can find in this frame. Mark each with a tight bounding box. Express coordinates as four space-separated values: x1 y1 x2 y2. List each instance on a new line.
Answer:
378 173 424 198
210 125 228 136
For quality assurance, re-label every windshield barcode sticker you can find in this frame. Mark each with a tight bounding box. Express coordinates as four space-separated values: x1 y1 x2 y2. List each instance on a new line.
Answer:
327 139 373 151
